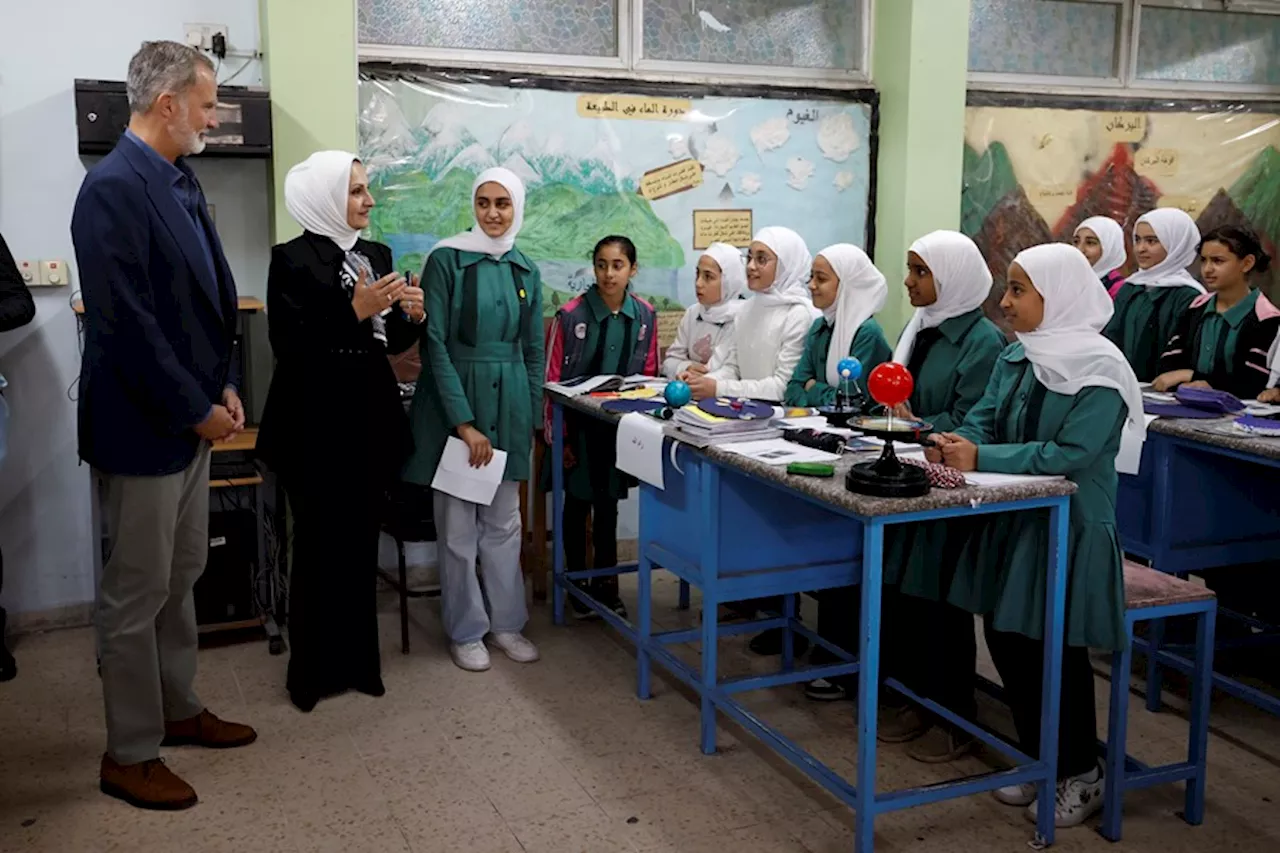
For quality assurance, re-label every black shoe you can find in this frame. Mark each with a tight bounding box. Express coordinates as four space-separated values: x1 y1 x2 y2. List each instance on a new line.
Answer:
803 678 848 701
748 628 811 657
603 596 628 620
0 646 14 683
568 582 599 621
289 690 318 713
353 678 386 698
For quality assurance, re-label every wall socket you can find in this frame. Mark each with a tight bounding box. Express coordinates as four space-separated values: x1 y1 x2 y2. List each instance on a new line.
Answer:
18 260 71 287
184 23 229 53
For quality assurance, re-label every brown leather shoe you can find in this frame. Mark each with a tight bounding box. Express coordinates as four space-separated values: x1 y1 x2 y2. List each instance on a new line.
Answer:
100 754 198 811
162 709 257 749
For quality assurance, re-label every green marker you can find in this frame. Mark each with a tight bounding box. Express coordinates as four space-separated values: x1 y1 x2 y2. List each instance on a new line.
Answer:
787 462 835 478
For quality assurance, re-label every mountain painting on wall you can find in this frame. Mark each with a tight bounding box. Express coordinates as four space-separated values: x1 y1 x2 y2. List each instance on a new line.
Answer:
961 142 1019 238
360 75 875 316
963 107 1280 307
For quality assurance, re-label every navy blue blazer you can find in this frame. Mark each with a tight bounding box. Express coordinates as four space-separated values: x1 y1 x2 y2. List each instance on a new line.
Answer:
72 137 239 476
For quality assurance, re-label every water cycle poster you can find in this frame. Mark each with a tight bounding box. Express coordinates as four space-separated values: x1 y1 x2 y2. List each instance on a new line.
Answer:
962 97 1280 331
358 71 875 331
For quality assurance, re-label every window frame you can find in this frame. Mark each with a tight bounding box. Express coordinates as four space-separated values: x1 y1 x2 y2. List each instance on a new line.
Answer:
966 0 1280 98
355 0 874 90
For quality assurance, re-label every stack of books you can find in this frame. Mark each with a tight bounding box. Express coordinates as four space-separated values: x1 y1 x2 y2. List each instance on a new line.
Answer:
671 404 782 447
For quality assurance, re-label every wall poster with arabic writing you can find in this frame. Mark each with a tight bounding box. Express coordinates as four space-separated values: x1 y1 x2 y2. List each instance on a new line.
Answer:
963 94 1280 333
358 69 876 343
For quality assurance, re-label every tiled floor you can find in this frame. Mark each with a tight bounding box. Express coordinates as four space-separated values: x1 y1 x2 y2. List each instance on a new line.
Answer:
2 573 1279 852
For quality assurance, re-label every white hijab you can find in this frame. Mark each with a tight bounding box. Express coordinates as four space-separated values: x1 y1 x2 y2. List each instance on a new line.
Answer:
1013 244 1145 444
1075 216 1128 278
752 227 816 311
893 231 993 365
819 244 887 387
285 150 361 251
1125 208 1205 292
431 167 527 259
697 242 748 325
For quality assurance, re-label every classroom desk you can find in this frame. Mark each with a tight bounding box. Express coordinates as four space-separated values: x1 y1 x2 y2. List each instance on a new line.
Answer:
548 393 1078 852
1117 417 1280 716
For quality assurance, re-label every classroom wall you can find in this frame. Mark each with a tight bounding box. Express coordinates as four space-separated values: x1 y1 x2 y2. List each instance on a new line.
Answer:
0 0 270 621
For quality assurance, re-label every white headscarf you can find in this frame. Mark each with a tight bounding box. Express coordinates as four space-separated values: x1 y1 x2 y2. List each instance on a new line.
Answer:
431 167 527 259
1013 244 1145 444
818 244 887 387
1125 208 1205 292
1075 216 1128 278
893 230 994 365
752 226 816 310
697 242 748 325
285 151 362 250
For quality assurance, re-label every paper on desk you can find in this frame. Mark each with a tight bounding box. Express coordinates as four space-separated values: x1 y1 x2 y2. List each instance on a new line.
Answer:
720 438 841 465
431 437 507 506
963 472 1064 488
1115 415 1159 475
1244 400 1280 417
616 412 665 489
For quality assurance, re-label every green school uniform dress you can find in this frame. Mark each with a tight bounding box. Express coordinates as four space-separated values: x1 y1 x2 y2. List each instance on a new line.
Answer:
948 344 1128 651
783 316 892 408
402 246 544 485
1104 283 1200 381
883 309 1007 595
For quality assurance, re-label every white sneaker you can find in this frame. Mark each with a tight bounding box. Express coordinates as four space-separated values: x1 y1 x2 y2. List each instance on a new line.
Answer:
993 782 1038 807
489 632 540 664
450 641 491 672
1025 769 1104 828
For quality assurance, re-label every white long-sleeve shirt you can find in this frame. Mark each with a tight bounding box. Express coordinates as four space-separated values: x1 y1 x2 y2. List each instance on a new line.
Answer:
662 304 737 378
705 299 814 401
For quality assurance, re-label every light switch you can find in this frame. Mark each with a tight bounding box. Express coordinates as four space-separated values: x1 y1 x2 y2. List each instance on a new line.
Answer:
17 260 36 285
38 260 70 287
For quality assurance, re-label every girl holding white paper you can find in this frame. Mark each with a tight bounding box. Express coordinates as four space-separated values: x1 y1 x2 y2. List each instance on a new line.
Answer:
401 167 544 673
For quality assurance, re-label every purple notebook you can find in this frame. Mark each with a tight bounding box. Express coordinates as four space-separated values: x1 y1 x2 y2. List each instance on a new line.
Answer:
601 399 665 414
1143 401 1222 419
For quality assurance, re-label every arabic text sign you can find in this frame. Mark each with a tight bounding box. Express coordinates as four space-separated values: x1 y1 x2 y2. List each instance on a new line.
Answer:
577 94 692 121
638 159 704 201
1100 113 1148 143
1135 147 1180 178
692 209 754 250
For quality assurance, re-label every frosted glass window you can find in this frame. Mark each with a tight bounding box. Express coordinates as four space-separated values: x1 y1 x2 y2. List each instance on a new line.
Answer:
642 0 863 70
969 0 1121 78
358 0 618 57
1136 7 1280 86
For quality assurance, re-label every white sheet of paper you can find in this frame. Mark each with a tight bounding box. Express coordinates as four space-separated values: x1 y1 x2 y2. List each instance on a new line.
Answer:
1115 415 1159 476
1244 400 1280 417
616 413 665 489
430 437 508 506
963 472 1065 488
720 438 841 465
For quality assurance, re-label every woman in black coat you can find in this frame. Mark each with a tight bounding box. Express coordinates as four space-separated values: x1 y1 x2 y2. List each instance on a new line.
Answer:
257 151 423 712
0 232 37 682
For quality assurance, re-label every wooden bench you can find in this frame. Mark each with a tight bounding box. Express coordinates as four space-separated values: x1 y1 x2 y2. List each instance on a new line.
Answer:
1102 560 1217 842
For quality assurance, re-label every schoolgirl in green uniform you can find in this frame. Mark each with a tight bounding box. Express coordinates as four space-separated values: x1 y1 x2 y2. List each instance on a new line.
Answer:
933 243 1144 829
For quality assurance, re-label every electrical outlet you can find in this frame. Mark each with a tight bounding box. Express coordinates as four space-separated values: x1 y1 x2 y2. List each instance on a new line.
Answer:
183 23 228 52
17 260 36 285
38 260 70 287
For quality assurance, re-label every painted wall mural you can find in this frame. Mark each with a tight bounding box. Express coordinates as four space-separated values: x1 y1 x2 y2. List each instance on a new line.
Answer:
358 72 875 337
963 101 1280 331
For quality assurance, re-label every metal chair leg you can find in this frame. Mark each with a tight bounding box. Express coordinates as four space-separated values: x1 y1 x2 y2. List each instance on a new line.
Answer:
397 537 410 654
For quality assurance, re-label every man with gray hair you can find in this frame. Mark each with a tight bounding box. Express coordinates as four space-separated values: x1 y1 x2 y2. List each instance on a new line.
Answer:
72 39 256 811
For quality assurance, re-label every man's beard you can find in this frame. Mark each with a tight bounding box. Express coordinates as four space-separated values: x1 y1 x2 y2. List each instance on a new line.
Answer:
168 104 206 156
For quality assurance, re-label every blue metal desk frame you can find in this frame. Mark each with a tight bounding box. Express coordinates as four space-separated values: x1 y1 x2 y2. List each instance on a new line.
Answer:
1118 429 1280 717
548 400 1073 852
